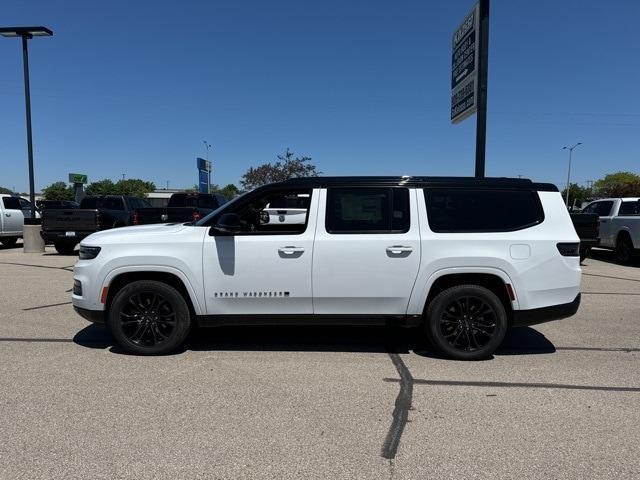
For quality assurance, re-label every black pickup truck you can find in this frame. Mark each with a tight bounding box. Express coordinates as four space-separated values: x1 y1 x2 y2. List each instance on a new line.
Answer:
41 195 150 254
570 212 600 261
132 192 228 225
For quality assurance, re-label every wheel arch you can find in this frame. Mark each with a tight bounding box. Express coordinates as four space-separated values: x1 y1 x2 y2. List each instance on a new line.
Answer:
418 268 518 322
103 268 202 316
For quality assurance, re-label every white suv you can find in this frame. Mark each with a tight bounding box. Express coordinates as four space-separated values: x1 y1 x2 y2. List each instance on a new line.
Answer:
72 177 581 359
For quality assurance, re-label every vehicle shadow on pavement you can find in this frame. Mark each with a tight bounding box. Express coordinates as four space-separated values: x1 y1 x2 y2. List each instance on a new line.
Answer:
72 323 556 358
587 248 639 267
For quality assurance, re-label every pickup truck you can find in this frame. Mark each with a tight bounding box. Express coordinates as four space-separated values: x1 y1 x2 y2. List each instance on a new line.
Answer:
581 197 640 263
569 212 600 261
132 192 228 225
72 176 582 359
41 195 151 254
0 194 24 248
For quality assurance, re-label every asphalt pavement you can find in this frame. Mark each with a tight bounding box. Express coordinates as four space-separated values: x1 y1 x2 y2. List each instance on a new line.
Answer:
0 243 639 479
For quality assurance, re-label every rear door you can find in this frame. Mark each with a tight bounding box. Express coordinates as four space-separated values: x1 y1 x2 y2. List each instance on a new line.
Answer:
1 197 24 235
312 187 421 315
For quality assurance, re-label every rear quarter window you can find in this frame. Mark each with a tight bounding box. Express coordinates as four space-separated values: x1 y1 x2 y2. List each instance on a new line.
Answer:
424 188 544 233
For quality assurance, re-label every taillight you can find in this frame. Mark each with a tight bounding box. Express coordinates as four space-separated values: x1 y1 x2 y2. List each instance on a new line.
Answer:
192 211 202 222
132 211 140 225
557 242 580 256
96 212 102 229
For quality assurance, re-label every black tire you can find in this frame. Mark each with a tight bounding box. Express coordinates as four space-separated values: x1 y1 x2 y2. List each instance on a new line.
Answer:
0 237 18 248
107 280 191 355
54 240 77 255
615 235 634 265
580 247 590 263
425 284 508 360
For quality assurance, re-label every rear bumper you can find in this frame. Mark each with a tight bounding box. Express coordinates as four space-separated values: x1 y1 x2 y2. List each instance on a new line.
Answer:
512 293 581 327
41 231 94 242
74 306 106 324
580 238 600 250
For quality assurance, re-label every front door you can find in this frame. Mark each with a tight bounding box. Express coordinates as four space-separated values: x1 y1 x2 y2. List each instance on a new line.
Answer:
312 187 421 315
1 197 24 235
202 187 318 316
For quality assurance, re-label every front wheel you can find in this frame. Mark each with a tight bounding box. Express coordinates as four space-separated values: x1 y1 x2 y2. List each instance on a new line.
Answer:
0 237 18 248
425 285 508 360
107 280 191 355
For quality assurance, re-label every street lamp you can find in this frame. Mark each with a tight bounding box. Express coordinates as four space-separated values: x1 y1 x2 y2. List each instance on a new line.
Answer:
1 26 53 252
562 142 582 208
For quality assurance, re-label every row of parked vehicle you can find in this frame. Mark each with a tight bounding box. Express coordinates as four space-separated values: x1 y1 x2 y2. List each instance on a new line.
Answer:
39 193 229 253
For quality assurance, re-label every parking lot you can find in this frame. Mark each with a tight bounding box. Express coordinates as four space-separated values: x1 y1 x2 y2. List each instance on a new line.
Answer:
1 243 639 479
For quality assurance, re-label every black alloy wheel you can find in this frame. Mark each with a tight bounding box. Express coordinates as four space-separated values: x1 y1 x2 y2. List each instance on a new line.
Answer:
107 280 191 355
426 284 508 360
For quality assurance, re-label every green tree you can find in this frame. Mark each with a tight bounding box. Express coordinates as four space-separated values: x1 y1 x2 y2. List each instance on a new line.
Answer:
0 186 14 195
240 148 319 190
560 183 593 209
114 179 156 197
594 171 640 197
85 178 155 197
85 179 116 196
42 181 75 201
214 183 241 199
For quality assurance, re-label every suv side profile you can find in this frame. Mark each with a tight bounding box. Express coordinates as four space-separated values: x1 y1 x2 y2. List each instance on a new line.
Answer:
72 177 581 360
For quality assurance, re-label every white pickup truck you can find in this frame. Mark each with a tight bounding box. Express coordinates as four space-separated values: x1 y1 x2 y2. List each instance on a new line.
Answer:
581 197 640 263
0 194 24 247
72 176 582 359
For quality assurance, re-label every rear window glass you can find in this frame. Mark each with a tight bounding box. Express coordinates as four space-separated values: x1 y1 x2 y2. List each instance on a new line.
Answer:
582 201 614 216
168 194 218 209
424 189 544 233
618 201 640 216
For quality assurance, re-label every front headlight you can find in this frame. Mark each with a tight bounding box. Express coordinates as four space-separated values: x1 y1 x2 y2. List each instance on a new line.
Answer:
79 245 101 260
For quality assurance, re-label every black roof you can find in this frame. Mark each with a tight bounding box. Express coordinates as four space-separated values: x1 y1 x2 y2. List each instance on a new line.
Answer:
277 176 558 192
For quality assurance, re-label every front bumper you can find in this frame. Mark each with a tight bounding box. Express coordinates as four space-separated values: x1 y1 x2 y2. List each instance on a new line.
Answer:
74 306 106 324
512 293 581 327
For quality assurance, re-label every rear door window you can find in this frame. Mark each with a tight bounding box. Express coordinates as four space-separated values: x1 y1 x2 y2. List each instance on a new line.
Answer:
424 188 544 233
325 188 410 234
618 201 640 216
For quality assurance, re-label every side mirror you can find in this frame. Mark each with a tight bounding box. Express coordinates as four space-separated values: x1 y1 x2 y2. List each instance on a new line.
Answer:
212 212 241 234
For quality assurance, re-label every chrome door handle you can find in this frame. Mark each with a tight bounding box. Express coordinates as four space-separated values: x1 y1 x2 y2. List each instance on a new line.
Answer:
278 246 305 255
386 245 413 254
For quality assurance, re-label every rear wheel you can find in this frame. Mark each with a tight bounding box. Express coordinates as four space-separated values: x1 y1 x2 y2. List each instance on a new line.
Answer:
0 237 18 248
107 280 191 355
615 235 634 265
54 240 77 254
425 284 508 360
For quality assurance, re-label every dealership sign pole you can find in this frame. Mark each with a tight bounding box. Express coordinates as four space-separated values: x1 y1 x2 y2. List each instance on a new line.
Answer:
451 0 490 178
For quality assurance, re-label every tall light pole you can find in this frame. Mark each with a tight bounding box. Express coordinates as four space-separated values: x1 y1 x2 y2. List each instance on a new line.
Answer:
562 142 582 208
203 141 212 194
1 26 53 252
1 26 52 220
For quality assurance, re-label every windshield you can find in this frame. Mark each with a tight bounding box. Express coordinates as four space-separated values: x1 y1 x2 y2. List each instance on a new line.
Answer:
194 190 251 226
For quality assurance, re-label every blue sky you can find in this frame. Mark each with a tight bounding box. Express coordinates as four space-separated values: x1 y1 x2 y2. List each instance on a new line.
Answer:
1 0 639 192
